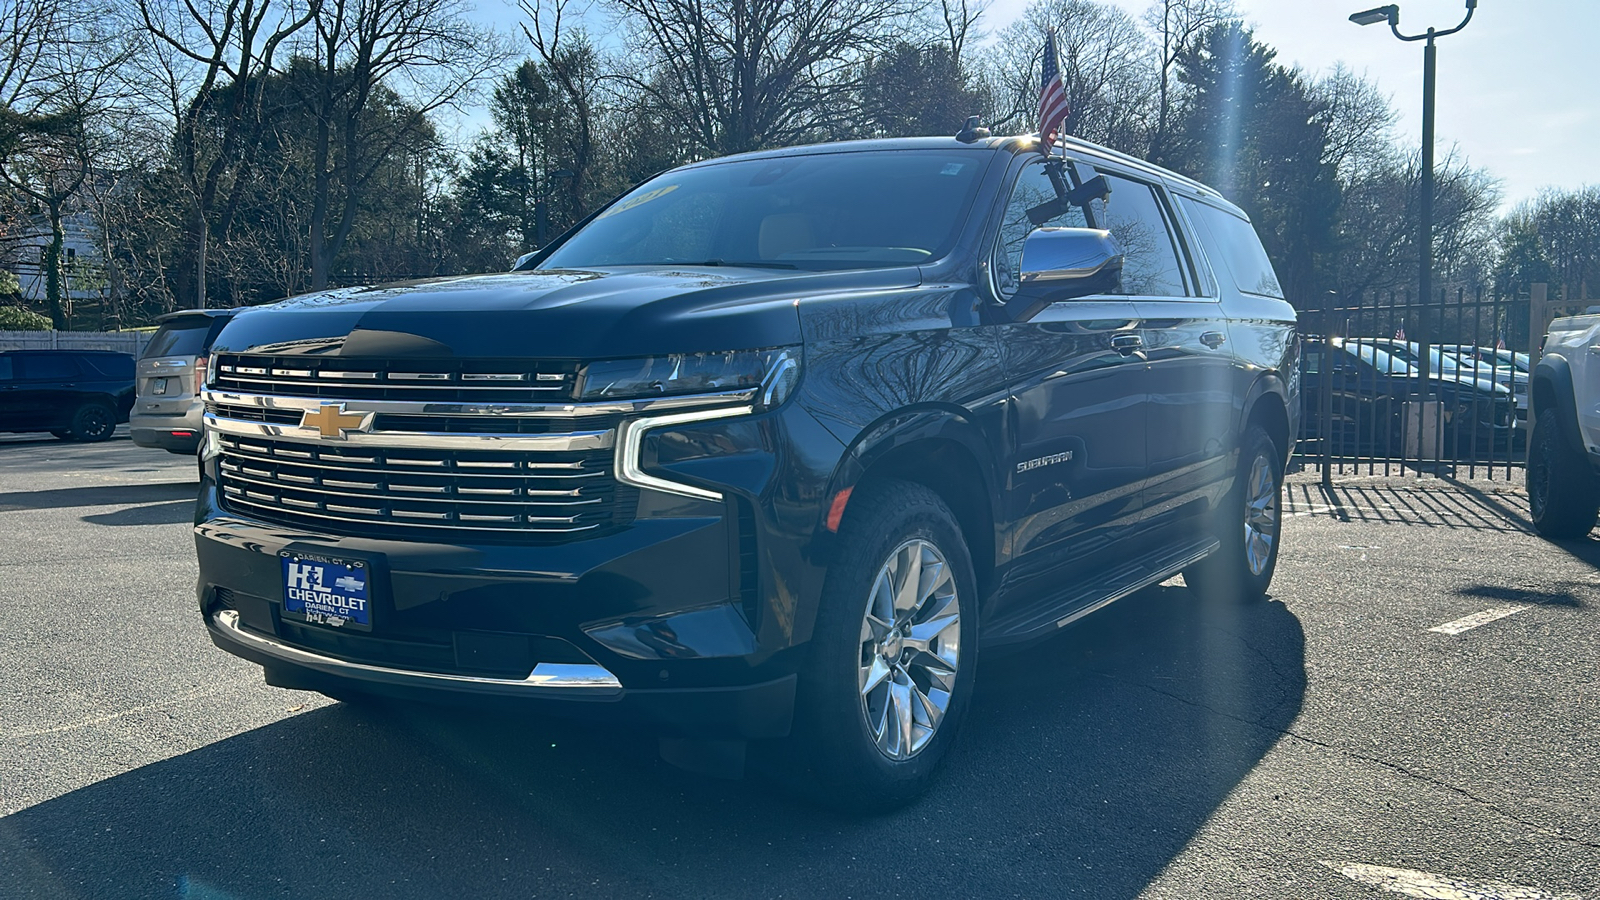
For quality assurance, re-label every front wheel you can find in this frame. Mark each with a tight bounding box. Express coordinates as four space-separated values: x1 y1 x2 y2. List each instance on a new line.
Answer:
1184 425 1284 604
784 479 977 812
1528 407 1600 539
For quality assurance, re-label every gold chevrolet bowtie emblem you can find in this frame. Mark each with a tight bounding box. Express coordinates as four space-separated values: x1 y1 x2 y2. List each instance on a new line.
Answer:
300 404 373 440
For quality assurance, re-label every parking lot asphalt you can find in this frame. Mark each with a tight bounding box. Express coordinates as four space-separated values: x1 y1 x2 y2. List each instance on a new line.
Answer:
0 436 1596 900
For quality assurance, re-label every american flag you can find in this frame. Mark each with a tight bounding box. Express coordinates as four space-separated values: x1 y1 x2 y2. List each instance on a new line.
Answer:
1038 30 1070 147
1495 334 1506 350
1394 324 1406 341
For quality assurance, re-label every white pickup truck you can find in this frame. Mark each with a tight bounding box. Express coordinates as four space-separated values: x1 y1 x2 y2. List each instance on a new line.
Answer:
1529 313 1600 537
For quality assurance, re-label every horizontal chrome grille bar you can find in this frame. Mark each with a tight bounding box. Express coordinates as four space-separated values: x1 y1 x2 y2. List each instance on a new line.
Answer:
203 388 758 418
217 467 600 510
220 373 567 392
205 413 614 452
217 439 603 479
220 491 606 534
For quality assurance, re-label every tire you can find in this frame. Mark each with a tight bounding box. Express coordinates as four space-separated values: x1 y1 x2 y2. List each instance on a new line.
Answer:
784 479 978 812
1528 407 1600 539
67 402 117 442
1184 425 1284 605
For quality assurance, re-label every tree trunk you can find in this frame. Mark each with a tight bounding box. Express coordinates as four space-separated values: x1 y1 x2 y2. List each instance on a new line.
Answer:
309 112 334 291
195 211 209 309
43 202 67 330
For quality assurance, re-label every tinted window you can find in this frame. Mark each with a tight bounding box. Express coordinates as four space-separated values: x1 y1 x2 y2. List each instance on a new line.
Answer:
82 353 134 378
541 150 987 271
1093 172 1187 297
19 355 81 380
143 321 212 359
994 161 1089 296
0 357 11 381
1181 198 1283 298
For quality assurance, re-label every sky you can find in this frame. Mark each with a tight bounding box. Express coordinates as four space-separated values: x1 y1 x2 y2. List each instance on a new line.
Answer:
468 0 1600 209
990 0 1600 209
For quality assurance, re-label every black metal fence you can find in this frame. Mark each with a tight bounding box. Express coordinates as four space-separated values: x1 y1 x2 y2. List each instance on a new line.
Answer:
1293 288 1531 482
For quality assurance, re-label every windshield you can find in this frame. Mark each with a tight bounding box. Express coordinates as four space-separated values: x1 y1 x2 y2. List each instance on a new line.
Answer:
539 150 989 272
1342 341 1413 375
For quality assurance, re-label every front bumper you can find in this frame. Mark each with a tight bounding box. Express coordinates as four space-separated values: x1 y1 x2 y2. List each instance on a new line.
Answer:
205 606 797 737
194 398 844 739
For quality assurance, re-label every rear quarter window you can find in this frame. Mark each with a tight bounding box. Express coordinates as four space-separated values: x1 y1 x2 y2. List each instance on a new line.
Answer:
1180 198 1283 299
82 354 134 379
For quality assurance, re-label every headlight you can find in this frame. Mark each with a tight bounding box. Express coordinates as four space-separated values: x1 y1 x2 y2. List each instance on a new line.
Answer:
579 347 800 407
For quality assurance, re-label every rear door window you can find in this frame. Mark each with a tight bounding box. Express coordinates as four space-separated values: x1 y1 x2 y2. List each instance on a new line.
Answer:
0 357 12 381
143 321 213 359
82 354 134 378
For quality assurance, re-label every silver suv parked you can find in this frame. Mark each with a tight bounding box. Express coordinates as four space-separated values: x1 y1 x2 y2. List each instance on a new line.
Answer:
130 309 236 454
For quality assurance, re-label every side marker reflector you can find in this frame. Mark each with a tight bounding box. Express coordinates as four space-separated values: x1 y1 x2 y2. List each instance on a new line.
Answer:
825 487 853 532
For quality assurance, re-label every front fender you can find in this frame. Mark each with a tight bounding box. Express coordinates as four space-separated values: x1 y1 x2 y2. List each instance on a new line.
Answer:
819 405 1003 534
1535 353 1587 458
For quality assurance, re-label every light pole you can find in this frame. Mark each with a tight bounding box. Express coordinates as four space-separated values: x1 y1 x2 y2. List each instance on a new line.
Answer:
1350 0 1477 401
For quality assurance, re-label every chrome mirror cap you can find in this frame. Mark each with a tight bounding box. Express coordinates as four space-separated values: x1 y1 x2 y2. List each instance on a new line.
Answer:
1019 227 1124 289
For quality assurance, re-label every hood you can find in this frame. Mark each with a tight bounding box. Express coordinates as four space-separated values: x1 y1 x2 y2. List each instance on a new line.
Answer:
211 266 919 360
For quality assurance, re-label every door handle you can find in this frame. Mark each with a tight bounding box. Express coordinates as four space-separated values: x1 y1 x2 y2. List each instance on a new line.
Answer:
1200 331 1227 349
1110 333 1143 355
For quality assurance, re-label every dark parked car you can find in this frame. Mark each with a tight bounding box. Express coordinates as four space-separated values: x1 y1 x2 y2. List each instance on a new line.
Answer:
1299 336 1515 453
194 133 1298 809
0 349 135 441
131 309 238 454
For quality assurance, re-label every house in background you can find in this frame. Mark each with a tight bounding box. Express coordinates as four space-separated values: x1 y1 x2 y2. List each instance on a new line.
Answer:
3 211 108 310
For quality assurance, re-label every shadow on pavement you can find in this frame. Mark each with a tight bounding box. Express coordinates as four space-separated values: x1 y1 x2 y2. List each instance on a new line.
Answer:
0 482 197 512
1455 583 1589 608
0 585 1305 899
1284 479 1530 533
80 500 196 527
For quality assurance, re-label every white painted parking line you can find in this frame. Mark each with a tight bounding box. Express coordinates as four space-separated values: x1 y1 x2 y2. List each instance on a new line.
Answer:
1324 861 1583 899
1428 605 1533 635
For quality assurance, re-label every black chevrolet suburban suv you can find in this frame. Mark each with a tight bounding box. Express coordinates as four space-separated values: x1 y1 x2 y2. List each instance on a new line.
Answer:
0 349 136 441
195 134 1298 808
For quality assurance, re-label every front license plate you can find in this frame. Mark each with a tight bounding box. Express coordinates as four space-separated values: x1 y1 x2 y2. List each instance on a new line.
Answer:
151 378 168 395
282 552 372 631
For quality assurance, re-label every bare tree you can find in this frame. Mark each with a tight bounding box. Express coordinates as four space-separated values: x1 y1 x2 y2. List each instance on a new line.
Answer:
1313 63 1397 180
517 0 599 231
1141 0 1230 158
939 0 988 61
135 0 321 308
986 0 1156 154
605 0 917 156
0 0 126 327
297 0 505 289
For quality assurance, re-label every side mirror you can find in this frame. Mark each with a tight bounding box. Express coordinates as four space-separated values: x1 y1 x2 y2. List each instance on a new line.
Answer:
1004 227 1124 322
511 251 538 271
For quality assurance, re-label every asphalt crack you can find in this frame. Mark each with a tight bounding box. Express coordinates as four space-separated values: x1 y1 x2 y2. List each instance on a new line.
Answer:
1099 672 1600 853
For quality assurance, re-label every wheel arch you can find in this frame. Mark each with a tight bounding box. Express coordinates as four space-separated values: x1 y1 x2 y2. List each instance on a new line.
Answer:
1240 372 1293 465
1534 354 1588 458
821 405 1001 598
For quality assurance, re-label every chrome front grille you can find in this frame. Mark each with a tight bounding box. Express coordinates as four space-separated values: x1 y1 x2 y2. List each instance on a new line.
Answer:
212 354 579 403
215 434 629 541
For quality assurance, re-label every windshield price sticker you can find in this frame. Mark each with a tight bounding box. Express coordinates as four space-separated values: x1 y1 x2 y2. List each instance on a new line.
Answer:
281 552 371 631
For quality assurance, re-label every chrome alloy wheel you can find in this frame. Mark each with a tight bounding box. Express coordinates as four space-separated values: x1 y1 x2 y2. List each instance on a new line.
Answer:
1243 451 1280 577
858 539 961 761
